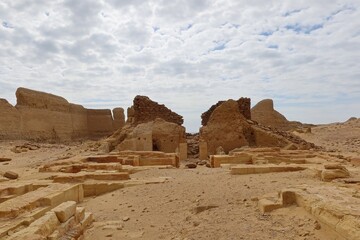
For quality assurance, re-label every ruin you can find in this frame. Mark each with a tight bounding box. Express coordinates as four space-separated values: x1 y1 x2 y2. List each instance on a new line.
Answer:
0 88 125 141
0 87 359 239
251 99 302 131
105 95 186 153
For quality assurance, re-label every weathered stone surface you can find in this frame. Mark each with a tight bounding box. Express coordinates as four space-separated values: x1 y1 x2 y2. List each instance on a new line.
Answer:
52 201 77 223
4 171 19 179
127 95 183 125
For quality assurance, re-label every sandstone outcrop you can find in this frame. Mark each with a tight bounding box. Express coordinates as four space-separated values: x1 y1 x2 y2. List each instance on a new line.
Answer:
0 87 125 141
105 96 186 153
199 98 316 156
251 99 301 131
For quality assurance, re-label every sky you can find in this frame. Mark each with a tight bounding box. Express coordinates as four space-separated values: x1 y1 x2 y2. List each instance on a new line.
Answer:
0 0 359 132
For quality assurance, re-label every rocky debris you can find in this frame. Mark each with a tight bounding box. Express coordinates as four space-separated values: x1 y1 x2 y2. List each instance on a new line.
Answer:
251 99 303 131
185 163 197 169
192 205 219 214
321 164 350 182
196 160 208 166
127 95 183 126
3 171 19 179
186 133 199 158
11 142 40 153
0 157 11 162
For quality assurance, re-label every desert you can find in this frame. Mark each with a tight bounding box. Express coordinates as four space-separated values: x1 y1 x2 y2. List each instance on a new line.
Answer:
0 87 359 240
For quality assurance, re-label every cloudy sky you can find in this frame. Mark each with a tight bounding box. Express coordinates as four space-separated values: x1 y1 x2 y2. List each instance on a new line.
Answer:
1 0 359 132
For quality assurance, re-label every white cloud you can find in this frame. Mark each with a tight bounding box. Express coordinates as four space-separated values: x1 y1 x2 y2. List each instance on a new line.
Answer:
0 0 359 132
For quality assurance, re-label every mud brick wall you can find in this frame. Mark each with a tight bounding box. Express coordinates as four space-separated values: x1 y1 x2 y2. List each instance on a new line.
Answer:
129 95 183 125
201 97 251 126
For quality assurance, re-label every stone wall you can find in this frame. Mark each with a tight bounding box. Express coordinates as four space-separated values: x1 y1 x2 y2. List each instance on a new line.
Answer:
127 95 183 125
201 97 251 126
0 87 124 141
0 99 21 139
113 107 125 130
87 109 114 138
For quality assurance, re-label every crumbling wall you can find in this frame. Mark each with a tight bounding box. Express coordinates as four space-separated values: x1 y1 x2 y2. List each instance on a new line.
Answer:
127 95 183 125
0 87 123 141
87 109 114 138
0 99 21 139
201 97 250 126
16 88 73 141
113 107 125 130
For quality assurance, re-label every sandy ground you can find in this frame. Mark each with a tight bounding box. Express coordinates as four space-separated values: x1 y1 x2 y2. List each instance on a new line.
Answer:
1 119 359 240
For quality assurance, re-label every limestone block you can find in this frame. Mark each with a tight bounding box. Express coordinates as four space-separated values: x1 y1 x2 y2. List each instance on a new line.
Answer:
81 212 94 228
211 153 252 167
230 165 306 175
83 182 124 197
4 171 19 179
31 212 60 236
75 207 85 222
52 201 77 223
199 142 208 160
179 143 188 161
258 199 282 214
321 169 350 182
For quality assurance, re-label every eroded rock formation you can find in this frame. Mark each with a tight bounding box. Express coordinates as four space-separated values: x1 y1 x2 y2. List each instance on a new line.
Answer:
0 87 125 141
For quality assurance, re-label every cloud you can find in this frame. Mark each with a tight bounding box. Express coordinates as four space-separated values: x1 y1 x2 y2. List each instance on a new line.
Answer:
0 0 359 132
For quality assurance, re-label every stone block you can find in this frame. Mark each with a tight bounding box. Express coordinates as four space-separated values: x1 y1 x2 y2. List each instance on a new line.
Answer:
52 201 77 223
31 212 60 236
199 142 208 160
4 171 19 179
258 199 282 214
179 142 188 161
75 207 85 222
211 153 252 167
81 212 93 228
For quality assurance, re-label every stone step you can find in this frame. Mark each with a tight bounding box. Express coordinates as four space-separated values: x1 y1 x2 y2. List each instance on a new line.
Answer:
52 172 130 183
230 164 306 175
